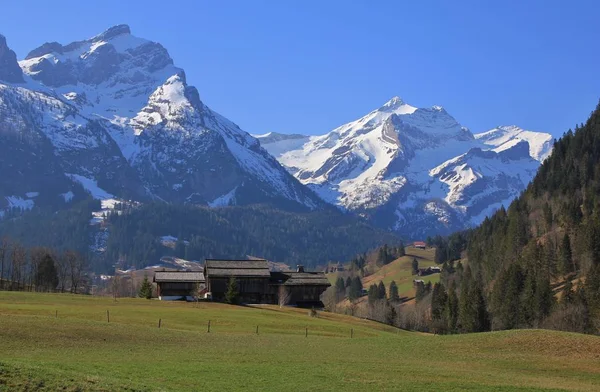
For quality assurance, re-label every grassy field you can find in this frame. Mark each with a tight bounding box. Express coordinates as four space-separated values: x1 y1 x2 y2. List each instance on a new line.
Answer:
1 292 600 391
362 247 440 298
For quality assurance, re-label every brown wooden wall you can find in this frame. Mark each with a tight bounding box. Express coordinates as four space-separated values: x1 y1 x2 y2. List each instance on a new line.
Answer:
208 277 270 303
157 282 205 297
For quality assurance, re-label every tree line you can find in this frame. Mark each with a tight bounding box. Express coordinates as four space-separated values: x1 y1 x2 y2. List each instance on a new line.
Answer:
0 237 87 293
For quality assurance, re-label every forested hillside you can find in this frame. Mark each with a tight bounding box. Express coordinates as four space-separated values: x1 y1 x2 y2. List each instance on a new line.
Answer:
0 201 399 272
103 203 399 271
431 102 600 334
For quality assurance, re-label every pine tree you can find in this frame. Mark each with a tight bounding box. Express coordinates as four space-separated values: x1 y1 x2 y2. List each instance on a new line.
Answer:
469 279 490 332
534 275 554 323
389 280 400 302
335 277 345 295
559 233 573 275
397 241 406 257
431 283 448 326
446 281 459 333
368 284 378 304
458 266 472 331
411 258 419 275
435 244 447 264
138 274 153 299
561 280 574 305
345 276 352 289
225 277 239 305
377 281 387 300
35 253 59 292
348 276 363 302
415 282 426 302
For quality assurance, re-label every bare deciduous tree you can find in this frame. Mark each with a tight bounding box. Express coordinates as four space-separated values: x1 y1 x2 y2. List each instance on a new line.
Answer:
65 250 85 294
10 243 26 291
0 237 10 290
30 247 47 292
322 286 340 313
55 252 70 293
278 285 291 308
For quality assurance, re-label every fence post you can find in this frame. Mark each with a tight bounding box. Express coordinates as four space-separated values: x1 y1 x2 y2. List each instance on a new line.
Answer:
158 319 162 329
351 328 353 339
305 327 308 338
207 320 211 333
107 310 110 323
256 325 259 335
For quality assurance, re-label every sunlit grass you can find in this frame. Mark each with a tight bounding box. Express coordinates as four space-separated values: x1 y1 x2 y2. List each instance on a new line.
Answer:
1 291 599 391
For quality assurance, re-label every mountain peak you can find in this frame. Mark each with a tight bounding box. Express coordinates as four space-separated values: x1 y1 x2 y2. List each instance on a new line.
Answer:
0 34 24 83
92 24 131 42
380 96 406 110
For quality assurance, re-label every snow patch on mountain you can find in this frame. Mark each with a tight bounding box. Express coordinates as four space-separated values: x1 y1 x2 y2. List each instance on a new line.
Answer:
208 186 238 207
475 125 553 162
5 196 35 211
66 174 114 200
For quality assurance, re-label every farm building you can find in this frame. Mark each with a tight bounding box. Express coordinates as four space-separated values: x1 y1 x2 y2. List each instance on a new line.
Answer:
204 259 330 307
204 259 272 303
270 266 331 307
413 241 427 249
153 271 205 301
417 266 442 276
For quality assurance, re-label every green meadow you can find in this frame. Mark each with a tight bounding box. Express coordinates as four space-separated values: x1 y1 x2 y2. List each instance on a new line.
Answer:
0 291 599 391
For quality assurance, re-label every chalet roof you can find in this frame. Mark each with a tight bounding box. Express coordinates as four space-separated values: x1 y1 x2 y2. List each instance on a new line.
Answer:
283 272 330 286
154 271 205 283
269 271 331 286
205 259 271 278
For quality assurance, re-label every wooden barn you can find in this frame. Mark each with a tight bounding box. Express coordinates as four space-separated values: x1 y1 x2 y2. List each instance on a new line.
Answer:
270 266 331 307
204 259 272 303
153 271 205 301
413 241 427 249
204 260 331 307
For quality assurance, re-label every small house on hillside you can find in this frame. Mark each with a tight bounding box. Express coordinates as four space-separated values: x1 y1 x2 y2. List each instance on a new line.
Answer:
153 271 205 301
413 241 427 249
417 266 442 276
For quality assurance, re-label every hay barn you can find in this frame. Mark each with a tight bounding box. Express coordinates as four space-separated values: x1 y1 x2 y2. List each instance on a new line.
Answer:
153 271 205 301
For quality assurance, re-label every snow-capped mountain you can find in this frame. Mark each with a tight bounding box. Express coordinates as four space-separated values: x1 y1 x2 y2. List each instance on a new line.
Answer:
0 26 323 214
257 97 553 237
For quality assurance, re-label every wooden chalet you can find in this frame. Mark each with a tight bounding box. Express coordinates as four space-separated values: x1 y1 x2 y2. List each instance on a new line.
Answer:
413 241 427 249
153 271 205 301
204 260 331 307
204 259 272 303
270 266 331 307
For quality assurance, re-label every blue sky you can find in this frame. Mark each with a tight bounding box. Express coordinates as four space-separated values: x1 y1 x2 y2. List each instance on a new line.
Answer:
2 0 599 137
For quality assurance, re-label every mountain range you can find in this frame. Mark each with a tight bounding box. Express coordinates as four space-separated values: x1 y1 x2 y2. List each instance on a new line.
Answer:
0 25 323 218
0 25 552 241
256 98 553 236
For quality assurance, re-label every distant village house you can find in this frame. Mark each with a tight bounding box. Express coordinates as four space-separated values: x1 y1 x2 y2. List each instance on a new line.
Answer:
413 241 427 249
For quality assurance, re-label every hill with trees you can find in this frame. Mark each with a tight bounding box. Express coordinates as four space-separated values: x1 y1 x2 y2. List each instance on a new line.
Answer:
432 102 600 334
0 201 400 273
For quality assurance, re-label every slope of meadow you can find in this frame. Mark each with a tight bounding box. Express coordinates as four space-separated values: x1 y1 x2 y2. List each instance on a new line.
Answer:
362 247 441 298
1 292 599 391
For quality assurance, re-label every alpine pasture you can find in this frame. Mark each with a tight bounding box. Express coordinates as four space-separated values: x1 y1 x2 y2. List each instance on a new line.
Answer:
1 292 599 391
